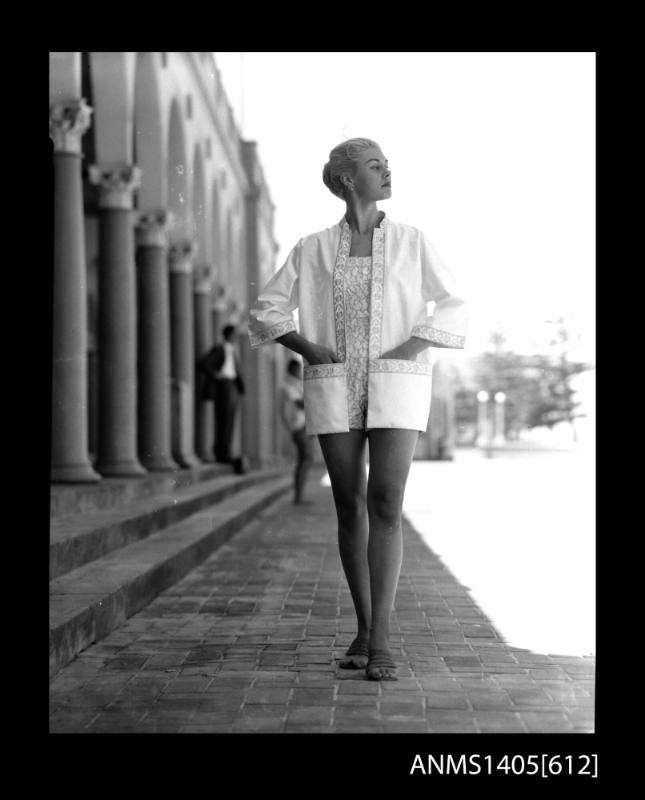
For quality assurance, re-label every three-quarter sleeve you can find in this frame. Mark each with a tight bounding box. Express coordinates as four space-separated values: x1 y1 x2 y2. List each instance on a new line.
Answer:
410 234 468 349
248 239 301 348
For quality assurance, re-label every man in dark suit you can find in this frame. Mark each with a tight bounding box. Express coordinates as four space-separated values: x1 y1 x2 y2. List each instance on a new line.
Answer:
198 324 246 466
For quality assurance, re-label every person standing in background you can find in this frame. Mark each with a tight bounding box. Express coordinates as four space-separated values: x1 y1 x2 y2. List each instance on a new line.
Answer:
199 324 245 466
280 358 313 505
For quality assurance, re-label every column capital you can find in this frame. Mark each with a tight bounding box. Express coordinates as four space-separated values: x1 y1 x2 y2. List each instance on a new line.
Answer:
50 98 93 155
193 268 212 294
212 284 229 311
89 164 142 210
136 209 174 247
169 240 196 274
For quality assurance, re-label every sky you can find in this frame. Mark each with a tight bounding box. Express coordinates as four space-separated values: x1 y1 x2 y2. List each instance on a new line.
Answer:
214 52 595 361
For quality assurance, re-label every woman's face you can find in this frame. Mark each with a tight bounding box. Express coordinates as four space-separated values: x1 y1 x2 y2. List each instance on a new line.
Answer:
347 147 392 201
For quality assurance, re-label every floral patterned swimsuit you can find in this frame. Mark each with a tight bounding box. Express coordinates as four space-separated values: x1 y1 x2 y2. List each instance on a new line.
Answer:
344 256 372 429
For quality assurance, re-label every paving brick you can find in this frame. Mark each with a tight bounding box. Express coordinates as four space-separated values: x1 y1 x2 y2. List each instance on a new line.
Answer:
263 642 299 652
458 676 498 688
143 652 188 668
526 667 569 679
162 676 213 694
443 656 482 670
461 624 498 638
290 688 335 705
181 723 242 732
285 723 334 733
380 700 425 716
204 675 255 689
426 710 478 733
286 707 333 724
478 653 518 664
218 660 260 671
334 695 380 707
252 672 299 686
102 655 148 672
296 653 333 665
507 687 555 707
379 678 421 693
197 696 245 712
512 652 553 664
337 681 380 695
239 704 289 720
519 711 574 732
49 710 99 731
467 689 514 709
562 664 596 677
424 692 470 710
472 710 527 732
244 688 292 704
382 720 430 732
416 677 461 692
258 654 296 666
332 723 382 733
563 707 595 723
333 706 381 722
297 663 336 672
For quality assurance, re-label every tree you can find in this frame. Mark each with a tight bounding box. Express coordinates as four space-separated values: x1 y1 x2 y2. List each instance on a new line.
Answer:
452 320 593 439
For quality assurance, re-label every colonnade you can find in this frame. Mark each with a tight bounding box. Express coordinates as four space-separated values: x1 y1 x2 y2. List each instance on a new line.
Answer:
51 98 229 482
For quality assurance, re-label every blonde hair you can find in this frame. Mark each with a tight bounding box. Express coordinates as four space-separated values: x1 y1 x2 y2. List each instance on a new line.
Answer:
322 137 380 199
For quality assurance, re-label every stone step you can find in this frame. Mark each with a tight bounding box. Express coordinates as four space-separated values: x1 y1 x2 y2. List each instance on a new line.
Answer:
50 463 233 518
49 475 292 678
50 468 285 580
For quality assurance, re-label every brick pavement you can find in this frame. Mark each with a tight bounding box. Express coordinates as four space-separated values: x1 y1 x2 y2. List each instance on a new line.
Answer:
49 474 595 733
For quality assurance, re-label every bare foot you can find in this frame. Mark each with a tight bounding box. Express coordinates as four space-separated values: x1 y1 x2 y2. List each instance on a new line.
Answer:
366 648 398 681
338 635 369 669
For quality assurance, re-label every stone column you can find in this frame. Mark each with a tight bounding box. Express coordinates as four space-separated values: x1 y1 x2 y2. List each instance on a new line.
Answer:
476 391 490 448
169 242 201 468
89 164 146 477
493 392 507 446
50 99 101 483
135 210 178 471
194 272 214 462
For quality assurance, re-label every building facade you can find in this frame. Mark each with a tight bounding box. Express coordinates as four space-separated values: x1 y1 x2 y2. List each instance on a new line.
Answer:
50 51 288 483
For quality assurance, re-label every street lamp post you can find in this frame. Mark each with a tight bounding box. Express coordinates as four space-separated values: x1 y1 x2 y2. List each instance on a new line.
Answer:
476 390 493 457
494 391 507 447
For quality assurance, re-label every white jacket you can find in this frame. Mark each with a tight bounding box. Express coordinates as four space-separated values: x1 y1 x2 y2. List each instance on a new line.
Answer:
248 214 468 434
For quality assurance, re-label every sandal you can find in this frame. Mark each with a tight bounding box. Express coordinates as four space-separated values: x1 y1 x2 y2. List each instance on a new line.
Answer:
366 648 398 681
338 637 369 669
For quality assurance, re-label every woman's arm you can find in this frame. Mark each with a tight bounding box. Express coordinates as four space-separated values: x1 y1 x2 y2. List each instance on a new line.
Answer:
380 336 434 360
276 332 340 365
410 234 468 350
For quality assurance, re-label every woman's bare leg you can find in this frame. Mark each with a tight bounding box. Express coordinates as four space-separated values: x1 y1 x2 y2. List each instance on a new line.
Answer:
365 428 419 678
318 430 370 664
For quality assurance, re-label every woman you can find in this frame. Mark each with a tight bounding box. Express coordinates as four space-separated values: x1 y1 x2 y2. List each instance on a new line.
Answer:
248 138 467 680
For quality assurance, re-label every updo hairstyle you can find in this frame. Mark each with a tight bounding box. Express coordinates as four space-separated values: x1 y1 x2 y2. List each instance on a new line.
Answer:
322 137 380 199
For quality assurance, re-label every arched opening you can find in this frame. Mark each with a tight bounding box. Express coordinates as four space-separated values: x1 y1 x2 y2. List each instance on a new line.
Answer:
134 52 166 212
80 52 99 459
192 144 208 271
226 208 233 306
210 180 222 282
167 100 188 240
